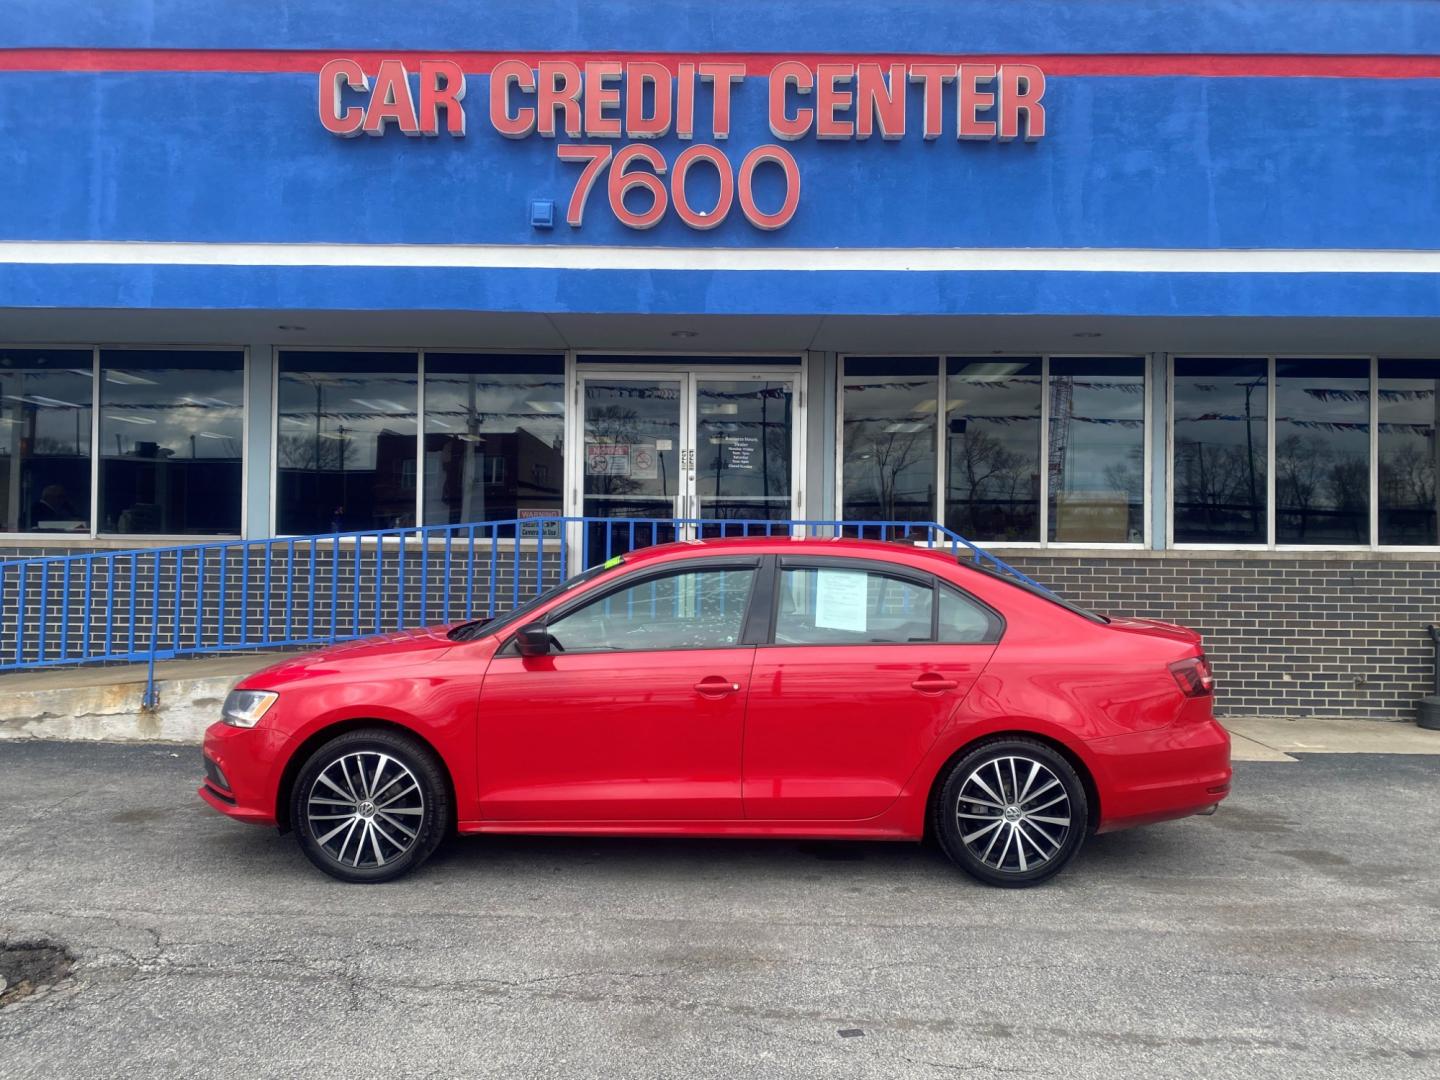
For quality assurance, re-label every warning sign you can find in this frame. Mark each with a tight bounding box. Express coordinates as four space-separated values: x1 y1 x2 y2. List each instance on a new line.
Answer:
586 443 630 477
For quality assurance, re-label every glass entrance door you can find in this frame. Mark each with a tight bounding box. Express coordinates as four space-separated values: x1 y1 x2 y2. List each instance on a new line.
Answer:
692 377 795 529
576 368 799 560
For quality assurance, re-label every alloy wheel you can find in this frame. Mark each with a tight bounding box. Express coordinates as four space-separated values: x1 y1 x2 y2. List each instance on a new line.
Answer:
955 755 1073 874
305 751 425 869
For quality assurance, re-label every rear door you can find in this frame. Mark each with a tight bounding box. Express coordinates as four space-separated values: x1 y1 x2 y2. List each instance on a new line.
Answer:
741 558 1000 820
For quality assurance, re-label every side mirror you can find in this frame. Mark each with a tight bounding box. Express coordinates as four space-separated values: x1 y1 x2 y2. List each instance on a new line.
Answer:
514 622 552 657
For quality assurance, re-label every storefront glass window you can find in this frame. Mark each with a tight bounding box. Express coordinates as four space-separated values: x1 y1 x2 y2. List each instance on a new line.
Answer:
1047 357 1146 543
98 349 244 535
277 352 418 534
1172 358 1268 544
842 358 938 522
422 354 565 527
0 349 93 533
1275 359 1369 545
944 358 1042 541
1378 359 1439 546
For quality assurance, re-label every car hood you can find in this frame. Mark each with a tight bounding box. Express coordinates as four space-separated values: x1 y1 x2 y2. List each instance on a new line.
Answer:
239 625 457 687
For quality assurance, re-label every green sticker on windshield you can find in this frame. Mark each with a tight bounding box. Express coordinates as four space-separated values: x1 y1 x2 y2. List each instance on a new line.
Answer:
603 555 624 570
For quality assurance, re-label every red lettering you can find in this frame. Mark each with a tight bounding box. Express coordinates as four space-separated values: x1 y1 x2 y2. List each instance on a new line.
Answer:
855 63 905 140
489 59 535 138
625 62 673 138
583 60 623 137
363 60 419 136
671 144 734 230
998 64 1046 140
536 61 582 137
418 60 466 136
908 63 957 140
608 144 668 230
318 59 368 137
768 61 814 140
738 144 800 230
699 62 745 139
815 64 855 139
557 143 612 226
675 62 696 140
957 63 997 140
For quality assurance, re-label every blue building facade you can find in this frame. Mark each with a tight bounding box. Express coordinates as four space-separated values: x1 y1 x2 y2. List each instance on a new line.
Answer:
1 1 1438 717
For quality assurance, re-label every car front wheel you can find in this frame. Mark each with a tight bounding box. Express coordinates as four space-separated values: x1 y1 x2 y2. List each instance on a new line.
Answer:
291 728 450 884
934 738 1088 888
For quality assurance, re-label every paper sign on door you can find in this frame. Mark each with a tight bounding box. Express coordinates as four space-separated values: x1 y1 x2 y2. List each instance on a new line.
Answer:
813 570 868 632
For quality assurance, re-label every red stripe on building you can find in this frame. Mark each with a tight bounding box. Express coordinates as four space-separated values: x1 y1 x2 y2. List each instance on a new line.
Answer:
0 49 1439 78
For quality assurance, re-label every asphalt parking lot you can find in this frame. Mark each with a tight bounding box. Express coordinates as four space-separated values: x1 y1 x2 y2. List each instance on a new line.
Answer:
1 742 1437 1079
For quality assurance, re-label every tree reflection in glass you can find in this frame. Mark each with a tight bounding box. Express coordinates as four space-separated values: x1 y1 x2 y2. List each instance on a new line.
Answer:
1173 358 1267 544
842 358 938 523
1378 359 1439 545
945 358 1041 541
1275 359 1369 545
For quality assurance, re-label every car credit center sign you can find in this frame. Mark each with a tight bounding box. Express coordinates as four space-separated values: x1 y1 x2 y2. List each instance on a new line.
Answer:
317 57 1048 231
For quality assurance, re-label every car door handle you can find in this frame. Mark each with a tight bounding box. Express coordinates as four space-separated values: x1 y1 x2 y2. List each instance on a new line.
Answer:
911 675 959 693
694 677 742 695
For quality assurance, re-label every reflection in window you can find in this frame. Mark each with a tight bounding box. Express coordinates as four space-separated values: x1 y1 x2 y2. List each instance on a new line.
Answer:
277 352 417 534
547 568 756 652
1275 359 1369 545
1173 358 1268 544
696 379 793 524
842 358 938 522
1378 359 1438 546
422 354 564 526
1048 358 1146 543
99 350 244 535
945 358 1041 541
0 349 93 533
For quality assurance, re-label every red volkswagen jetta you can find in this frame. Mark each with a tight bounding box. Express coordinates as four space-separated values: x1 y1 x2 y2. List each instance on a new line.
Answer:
199 537 1230 887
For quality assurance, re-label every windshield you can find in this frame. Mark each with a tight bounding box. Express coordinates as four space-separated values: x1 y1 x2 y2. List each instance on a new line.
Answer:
447 558 623 641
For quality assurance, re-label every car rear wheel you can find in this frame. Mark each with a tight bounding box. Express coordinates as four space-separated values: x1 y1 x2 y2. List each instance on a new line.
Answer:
934 738 1088 888
291 728 449 884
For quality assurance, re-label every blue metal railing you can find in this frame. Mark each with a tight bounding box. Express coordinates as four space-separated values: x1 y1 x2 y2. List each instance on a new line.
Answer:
0 517 1048 705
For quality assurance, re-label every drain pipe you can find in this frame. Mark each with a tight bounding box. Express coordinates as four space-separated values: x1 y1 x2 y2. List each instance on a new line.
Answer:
1421 625 1440 731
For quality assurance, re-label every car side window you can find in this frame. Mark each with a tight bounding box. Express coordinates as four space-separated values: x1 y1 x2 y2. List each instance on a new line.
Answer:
545 568 757 653
774 567 934 645
938 585 996 644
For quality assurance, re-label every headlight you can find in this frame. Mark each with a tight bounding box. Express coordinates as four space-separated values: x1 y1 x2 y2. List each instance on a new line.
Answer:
221 689 279 728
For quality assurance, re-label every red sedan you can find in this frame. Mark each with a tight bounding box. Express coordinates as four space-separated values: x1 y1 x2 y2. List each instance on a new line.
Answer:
199 537 1230 887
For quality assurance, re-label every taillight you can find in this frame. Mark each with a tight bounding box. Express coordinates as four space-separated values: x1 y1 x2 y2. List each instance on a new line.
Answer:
1169 655 1214 697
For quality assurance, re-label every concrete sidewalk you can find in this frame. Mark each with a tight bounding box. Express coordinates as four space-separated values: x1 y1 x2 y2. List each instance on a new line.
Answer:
1225 716 1440 761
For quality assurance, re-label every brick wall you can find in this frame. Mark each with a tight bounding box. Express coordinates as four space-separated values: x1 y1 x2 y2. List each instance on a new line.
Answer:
1001 553 1440 721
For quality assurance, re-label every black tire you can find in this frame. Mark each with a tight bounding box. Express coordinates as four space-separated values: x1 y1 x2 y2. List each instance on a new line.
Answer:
933 738 1088 888
290 727 450 884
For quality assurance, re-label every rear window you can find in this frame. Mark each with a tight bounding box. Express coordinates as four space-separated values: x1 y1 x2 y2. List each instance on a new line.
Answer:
968 563 1109 624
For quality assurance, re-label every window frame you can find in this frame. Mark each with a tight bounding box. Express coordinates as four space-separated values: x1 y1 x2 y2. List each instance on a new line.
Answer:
1165 354 1435 551
498 555 765 656
0 343 250 541
767 554 1004 647
836 353 1151 549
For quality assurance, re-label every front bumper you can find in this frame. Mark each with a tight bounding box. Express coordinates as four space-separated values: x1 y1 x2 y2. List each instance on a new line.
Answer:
1086 717 1232 833
198 720 285 827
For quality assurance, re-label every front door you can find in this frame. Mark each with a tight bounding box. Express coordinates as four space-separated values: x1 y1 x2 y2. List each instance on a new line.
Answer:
476 561 760 821
575 369 800 564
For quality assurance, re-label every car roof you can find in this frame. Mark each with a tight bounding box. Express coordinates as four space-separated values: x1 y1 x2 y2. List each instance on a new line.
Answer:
616 535 966 570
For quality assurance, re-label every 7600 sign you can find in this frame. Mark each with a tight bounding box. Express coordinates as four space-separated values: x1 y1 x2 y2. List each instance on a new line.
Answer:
558 143 799 231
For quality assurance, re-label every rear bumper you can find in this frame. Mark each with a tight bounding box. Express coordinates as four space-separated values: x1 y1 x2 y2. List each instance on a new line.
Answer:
198 721 284 827
1086 717 1232 833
